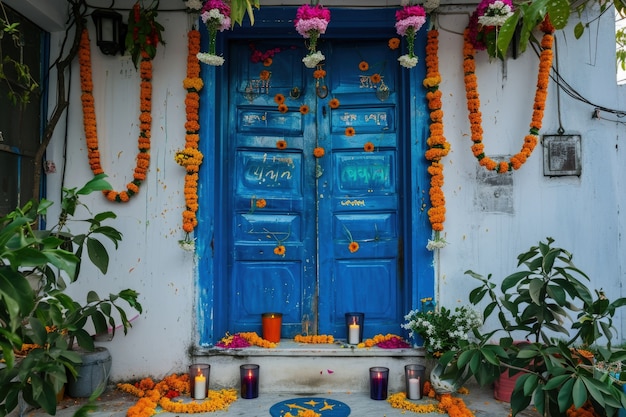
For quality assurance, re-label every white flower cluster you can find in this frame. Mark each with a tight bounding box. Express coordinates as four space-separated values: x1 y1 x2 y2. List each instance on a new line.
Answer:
401 305 482 354
478 1 513 27
398 54 418 69
426 237 448 251
196 52 225 66
184 0 203 11
302 51 326 68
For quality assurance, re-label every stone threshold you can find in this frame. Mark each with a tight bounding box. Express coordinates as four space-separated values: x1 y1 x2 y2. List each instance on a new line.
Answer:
193 339 426 358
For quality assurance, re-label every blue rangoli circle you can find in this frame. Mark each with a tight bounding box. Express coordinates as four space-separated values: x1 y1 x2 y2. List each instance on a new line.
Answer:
269 397 351 417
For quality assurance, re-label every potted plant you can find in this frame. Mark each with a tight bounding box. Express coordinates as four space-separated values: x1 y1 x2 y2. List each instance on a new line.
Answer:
402 303 482 393
0 174 142 415
438 237 626 417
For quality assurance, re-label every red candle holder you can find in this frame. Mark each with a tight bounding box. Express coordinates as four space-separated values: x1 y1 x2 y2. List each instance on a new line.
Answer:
262 312 282 342
240 364 260 399
189 364 210 400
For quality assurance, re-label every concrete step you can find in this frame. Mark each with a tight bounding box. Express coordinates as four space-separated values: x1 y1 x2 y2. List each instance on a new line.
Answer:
192 339 427 393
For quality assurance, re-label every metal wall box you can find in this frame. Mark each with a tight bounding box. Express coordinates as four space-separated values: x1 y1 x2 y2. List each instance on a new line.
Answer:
543 134 581 176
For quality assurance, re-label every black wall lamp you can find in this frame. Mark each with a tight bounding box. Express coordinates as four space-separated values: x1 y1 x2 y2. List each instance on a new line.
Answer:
91 9 127 56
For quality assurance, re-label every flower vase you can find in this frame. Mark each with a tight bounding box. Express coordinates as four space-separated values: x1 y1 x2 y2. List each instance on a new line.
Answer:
429 363 457 395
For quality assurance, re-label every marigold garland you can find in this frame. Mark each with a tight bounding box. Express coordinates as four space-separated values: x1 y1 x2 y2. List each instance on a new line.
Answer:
239 331 278 348
294 334 335 344
463 20 554 173
175 30 204 236
357 333 407 348
79 28 152 202
423 29 449 234
387 390 475 416
118 373 237 416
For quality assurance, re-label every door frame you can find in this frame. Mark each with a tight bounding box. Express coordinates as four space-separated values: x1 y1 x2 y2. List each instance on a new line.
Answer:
196 6 434 346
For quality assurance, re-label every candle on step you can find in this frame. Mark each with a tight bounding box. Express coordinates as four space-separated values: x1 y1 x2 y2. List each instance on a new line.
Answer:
348 319 360 344
369 367 389 400
408 377 420 399
240 364 259 399
194 369 206 400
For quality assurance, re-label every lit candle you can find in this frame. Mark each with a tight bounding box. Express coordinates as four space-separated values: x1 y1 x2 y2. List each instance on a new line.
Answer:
408 377 420 399
194 369 206 400
348 318 360 344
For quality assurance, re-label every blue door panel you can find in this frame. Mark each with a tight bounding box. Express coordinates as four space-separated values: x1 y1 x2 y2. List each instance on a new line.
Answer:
231 261 303 331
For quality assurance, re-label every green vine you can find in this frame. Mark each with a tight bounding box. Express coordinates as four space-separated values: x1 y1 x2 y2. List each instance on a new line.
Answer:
0 2 39 106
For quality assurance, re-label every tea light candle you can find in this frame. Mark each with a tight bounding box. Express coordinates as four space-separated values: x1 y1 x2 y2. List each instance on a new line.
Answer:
408 377 420 399
348 320 360 344
194 370 206 400
369 367 389 400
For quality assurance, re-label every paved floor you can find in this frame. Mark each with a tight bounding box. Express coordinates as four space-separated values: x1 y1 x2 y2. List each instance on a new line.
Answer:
23 384 541 417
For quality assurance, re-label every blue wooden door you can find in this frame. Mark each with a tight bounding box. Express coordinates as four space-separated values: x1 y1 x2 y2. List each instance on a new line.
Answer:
225 35 404 339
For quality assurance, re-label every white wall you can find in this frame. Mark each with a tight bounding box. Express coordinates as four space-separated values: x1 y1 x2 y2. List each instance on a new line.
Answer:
38 4 626 381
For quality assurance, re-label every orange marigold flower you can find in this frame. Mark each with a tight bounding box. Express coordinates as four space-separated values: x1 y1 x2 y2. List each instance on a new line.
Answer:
328 98 340 109
278 104 288 113
263 57 273 67
255 198 266 208
299 104 310 115
313 69 326 79
345 127 356 136
364 142 375 152
359 61 369 71
370 73 381 84
276 140 287 150
313 147 325 158
274 93 285 104
348 241 359 253
259 70 271 80
274 245 286 256
388 37 400 50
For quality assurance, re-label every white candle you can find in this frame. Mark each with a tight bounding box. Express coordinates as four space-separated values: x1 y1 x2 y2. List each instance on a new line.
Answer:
348 323 360 344
408 377 420 399
194 372 206 400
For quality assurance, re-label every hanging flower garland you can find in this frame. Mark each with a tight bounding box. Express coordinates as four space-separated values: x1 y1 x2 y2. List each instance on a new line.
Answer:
463 17 554 173
423 29 450 249
394 3 426 68
294 3 331 68
197 0 231 66
79 29 152 203
175 29 204 246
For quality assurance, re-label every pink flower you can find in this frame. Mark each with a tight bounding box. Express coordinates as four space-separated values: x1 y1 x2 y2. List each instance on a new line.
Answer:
395 5 426 36
294 4 331 37
395 5 426 21
201 0 230 17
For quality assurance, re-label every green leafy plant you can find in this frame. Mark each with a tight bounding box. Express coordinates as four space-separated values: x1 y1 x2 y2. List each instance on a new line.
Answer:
125 0 165 69
0 175 142 416
439 237 626 417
